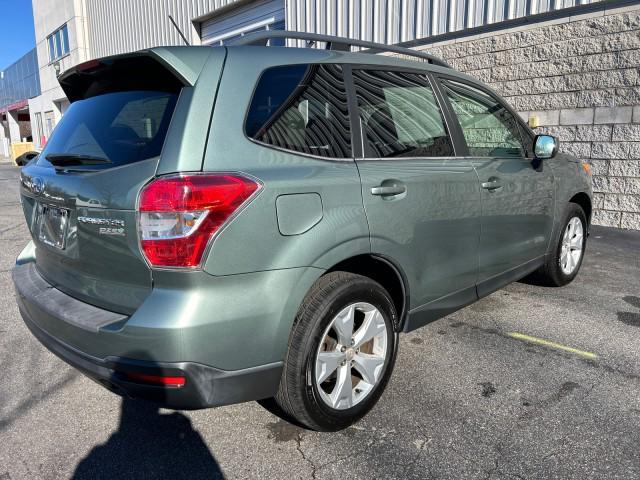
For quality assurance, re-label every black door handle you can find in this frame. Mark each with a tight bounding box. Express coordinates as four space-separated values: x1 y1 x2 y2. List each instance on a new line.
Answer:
371 185 407 196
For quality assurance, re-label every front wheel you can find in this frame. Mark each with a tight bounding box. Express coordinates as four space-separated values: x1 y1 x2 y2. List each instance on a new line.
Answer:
272 271 399 431
536 203 587 286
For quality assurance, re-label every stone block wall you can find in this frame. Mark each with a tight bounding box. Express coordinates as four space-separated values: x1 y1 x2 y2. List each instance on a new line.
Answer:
414 4 640 230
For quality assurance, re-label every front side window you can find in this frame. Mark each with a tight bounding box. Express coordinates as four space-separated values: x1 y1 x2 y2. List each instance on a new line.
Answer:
245 64 352 158
518 123 535 158
441 79 524 158
353 69 454 158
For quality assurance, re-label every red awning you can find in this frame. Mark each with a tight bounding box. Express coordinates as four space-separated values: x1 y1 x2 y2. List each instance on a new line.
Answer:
0 99 29 114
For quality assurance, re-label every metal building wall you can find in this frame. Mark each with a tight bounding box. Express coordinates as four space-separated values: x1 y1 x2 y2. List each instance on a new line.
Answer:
84 0 247 58
285 0 603 45
200 0 285 44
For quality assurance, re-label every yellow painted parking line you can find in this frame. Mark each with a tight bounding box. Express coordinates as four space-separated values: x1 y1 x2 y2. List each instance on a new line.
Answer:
507 332 598 360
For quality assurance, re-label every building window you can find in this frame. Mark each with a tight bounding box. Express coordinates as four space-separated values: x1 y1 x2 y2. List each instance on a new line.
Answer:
226 20 286 46
44 111 55 138
34 112 44 147
200 0 286 46
47 24 70 62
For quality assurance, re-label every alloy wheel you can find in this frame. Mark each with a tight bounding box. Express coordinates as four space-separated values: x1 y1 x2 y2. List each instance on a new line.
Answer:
560 217 584 275
314 302 388 410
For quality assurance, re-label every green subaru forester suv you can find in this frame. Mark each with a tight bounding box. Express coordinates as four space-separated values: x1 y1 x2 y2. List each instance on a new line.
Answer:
13 32 592 431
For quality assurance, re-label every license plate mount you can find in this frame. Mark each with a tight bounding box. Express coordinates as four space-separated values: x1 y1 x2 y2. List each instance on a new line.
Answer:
37 204 70 250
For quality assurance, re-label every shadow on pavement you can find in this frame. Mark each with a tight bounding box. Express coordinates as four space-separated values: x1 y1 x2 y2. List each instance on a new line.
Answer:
73 397 224 479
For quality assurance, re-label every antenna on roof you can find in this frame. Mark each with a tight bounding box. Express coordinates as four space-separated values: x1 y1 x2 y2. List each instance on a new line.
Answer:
168 15 190 46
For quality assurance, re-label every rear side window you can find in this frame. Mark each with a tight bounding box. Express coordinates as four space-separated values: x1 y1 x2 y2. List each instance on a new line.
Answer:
441 80 524 158
245 64 351 158
38 90 178 169
353 69 454 158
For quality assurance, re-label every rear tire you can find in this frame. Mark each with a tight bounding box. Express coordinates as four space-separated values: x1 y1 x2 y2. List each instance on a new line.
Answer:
535 203 587 287
271 271 398 431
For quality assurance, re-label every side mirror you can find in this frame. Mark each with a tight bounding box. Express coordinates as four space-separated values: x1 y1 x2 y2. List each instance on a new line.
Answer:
534 134 558 160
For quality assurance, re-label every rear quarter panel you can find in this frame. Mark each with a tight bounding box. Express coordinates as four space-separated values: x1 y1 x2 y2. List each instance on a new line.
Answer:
200 47 371 276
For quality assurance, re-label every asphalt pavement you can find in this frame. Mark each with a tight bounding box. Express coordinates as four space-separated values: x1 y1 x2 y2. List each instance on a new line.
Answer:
1 161 639 479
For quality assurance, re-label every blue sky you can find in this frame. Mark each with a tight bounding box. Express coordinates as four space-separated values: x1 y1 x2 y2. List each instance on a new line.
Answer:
0 0 36 70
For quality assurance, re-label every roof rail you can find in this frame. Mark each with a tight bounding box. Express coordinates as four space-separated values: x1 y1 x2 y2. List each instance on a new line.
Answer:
230 31 451 68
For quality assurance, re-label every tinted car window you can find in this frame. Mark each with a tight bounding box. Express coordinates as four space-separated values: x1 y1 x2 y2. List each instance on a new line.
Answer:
245 64 351 158
441 80 524 158
38 90 177 169
353 69 454 158
518 123 535 158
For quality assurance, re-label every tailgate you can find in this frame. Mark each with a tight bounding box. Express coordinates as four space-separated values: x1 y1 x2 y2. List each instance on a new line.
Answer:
21 160 158 314
18 48 223 314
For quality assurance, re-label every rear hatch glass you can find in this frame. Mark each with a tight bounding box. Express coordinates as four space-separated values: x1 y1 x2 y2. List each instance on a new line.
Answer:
20 55 185 314
38 90 178 170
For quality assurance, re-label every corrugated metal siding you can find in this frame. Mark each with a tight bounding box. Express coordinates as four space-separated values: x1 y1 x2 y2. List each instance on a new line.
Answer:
285 0 604 45
85 0 246 58
201 0 285 44
84 0 607 58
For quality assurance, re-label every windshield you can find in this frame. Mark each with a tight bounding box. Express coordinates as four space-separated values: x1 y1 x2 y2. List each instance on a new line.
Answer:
38 90 178 169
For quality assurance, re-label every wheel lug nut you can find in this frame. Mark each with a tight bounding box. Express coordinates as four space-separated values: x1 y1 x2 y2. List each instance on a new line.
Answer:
340 346 347 353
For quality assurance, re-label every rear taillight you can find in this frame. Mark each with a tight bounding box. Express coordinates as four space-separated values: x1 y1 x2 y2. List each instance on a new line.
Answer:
138 173 260 268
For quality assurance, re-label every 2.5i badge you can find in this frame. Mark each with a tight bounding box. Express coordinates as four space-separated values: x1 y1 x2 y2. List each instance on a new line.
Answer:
98 226 126 236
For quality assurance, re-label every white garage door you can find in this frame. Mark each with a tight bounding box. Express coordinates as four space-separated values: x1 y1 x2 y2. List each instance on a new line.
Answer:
200 0 285 46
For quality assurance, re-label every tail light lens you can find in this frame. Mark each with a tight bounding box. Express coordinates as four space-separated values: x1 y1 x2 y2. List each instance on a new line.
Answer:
138 173 260 268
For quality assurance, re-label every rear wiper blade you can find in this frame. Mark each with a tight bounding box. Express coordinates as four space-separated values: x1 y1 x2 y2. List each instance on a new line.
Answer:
46 153 112 166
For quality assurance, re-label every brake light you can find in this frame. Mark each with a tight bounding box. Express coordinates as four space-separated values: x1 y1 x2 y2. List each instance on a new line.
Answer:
123 372 186 387
76 59 105 73
138 174 260 268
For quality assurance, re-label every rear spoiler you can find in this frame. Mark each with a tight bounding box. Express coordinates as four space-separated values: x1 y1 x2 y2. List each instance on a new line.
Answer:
59 47 216 102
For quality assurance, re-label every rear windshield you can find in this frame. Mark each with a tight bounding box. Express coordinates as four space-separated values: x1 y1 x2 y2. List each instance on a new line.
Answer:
38 90 178 169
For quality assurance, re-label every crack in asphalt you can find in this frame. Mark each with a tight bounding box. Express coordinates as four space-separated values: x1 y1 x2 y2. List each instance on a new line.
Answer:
480 444 526 480
295 432 317 480
400 432 432 479
0 371 78 432
483 457 500 480
0 224 24 235
449 443 482 469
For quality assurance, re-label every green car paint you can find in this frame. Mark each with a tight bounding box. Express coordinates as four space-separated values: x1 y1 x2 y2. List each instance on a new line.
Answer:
13 44 592 409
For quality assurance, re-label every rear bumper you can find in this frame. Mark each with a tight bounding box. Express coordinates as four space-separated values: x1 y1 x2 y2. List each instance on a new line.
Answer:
13 262 283 409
